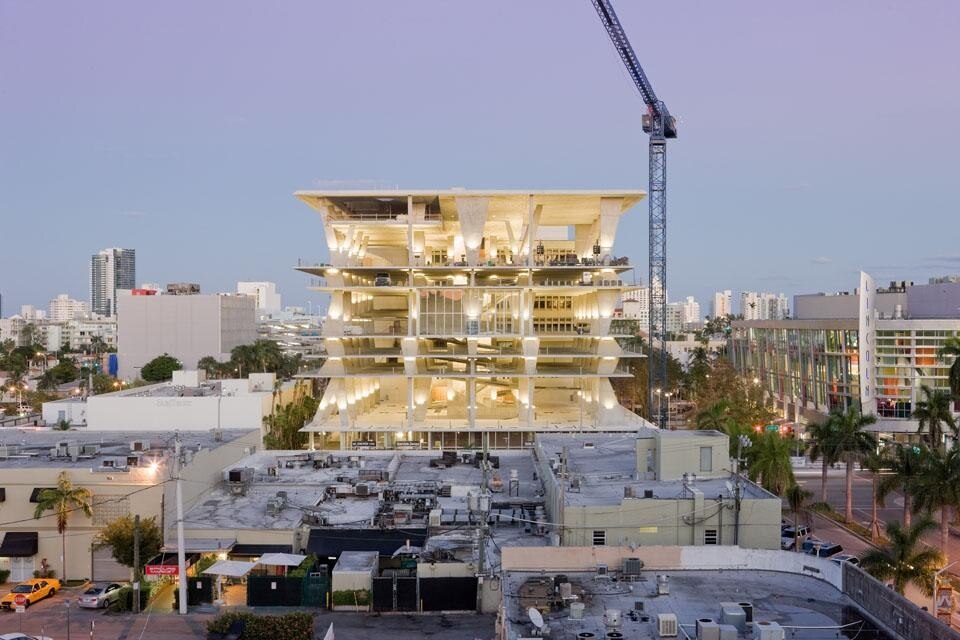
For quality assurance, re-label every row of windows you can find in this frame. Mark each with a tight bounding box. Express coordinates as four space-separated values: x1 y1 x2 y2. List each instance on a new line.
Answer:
591 528 718 546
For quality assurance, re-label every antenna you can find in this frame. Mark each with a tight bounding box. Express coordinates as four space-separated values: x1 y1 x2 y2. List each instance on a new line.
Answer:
528 607 545 630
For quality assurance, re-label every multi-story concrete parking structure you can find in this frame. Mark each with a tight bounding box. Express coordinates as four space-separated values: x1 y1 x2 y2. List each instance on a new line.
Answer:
295 190 654 450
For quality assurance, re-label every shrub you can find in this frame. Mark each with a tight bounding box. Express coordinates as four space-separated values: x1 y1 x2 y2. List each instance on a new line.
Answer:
207 612 314 640
33 568 55 579
331 589 370 606
0 569 9 584
287 554 317 578
108 583 153 613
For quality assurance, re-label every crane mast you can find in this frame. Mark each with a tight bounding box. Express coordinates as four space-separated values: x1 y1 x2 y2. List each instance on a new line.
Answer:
589 0 676 427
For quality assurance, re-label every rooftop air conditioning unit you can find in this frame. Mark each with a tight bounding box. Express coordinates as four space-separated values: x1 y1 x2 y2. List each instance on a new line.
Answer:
355 483 370 497
623 557 643 576
657 613 678 637
754 621 785 640
595 564 608 578
696 619 720 640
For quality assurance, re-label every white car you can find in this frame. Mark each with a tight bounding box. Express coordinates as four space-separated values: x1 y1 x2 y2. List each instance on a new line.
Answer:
0 634 56 640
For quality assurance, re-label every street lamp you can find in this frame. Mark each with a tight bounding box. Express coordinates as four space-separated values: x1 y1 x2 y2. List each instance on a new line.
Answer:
933 559 960 619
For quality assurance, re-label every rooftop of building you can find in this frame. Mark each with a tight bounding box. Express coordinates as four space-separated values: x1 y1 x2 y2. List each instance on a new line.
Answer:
44 372 282 404
501 569 893 640
536 433 772 506
0 428 255 469
186 449 544 532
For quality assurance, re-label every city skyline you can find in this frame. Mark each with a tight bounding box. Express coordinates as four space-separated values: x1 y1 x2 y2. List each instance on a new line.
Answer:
2 1 958 314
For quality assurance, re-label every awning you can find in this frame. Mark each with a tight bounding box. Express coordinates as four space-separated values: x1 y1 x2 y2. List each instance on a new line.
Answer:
306 528 428 558
145 552 200 568
230 544 292 557
203 560 258 578
259 553 307 567
0 532 37 557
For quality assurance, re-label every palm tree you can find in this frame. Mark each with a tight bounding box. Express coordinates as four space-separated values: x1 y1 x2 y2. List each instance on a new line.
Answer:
859 517 942 595
36 370 58 392
832 407 878 523
909 445 960 566
747 432 795 495
861 448 887 542
938 336 960 396
695 400 729 431
913 385 958 449
33 471 93 580
878 442 923 530
806 417 841 504
785 483 813 551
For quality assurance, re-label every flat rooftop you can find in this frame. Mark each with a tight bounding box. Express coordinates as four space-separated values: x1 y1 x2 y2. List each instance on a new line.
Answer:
537 433 771 506
185 449 543 531
503 569 893 640
0 428 254 469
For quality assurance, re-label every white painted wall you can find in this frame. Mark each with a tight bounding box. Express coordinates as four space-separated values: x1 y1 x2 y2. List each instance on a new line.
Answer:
85 394 269 430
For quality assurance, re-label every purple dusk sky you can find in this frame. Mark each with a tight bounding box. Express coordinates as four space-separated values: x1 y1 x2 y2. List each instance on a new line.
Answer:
1 0 958 313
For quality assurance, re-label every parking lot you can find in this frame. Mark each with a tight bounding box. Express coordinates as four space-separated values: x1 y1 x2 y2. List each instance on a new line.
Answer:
0 585 496 639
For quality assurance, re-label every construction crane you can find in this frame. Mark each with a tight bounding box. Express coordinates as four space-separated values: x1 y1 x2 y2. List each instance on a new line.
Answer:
589 0 677 428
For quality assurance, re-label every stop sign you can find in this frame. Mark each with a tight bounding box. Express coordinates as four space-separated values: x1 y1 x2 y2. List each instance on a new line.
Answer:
14 594 26 607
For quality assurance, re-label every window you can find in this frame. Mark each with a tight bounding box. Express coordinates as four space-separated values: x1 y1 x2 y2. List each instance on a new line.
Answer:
704 529 718 545
699 447 713 472
592 530 606 546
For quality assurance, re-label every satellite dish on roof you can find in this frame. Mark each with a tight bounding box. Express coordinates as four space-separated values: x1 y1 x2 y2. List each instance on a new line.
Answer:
528 607 545 629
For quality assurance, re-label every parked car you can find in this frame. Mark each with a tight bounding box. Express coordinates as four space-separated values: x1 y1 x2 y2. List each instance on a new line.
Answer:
831 554 860 566
0 634 56 640
0 579 61 609
374 272 392 286
77 582 126 609
804 541 844 558
780 525 811 550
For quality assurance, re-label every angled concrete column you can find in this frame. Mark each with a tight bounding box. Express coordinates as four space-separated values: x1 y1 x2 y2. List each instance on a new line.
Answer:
598 198 625 261
455 197 489 266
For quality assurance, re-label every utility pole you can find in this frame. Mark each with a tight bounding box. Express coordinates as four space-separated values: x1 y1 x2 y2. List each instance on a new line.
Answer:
733 435 751 546
174 433 188 615
476 435 489 614
133 514 140 614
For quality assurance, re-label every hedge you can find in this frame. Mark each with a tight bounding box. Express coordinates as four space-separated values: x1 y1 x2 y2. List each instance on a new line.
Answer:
108 583 153 613
206 612 314 640
0 569 9 584
331 589 370 606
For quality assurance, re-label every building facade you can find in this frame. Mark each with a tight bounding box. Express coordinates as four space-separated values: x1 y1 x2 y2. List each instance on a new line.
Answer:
90 247 136 316
296 190 652 450
711 290 732 318
730 274 960 440
238 281 282 313
116 291 257 379
48 294 89 322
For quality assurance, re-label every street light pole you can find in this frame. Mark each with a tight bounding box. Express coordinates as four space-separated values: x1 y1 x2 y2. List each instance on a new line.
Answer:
933 559 960 620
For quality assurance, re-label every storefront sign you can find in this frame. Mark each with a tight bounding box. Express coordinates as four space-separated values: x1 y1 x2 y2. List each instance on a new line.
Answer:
145 565 179 576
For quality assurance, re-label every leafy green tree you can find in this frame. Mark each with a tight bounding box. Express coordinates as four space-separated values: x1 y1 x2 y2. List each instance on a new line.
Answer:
747 431 795 495
938 336 960 396
910 445 960 565
53 418 72 431
33 471 93 580
913 385 957 449
36 370 59 392
806 418 841 504
832 407 877 523
96 515 163 577
49 358 79 384
197 355 226 379
878 442 923 530
859 517 942 595
140 353 182 382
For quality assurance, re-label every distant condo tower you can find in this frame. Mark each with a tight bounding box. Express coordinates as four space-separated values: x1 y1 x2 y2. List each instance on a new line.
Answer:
295 190 654 451
90 247 136 316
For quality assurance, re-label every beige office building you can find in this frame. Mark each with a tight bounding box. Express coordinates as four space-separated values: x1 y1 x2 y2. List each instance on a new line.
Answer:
295 190 653 450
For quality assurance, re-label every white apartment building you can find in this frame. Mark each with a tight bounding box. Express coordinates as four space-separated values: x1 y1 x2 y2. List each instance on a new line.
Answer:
665 302 686 334
711 289 732 318
48 294 90 322
680 295 700 325
296 190 653 450
237 281 282 314
740 291 789 320
620 286 649 333
116 291 257 379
